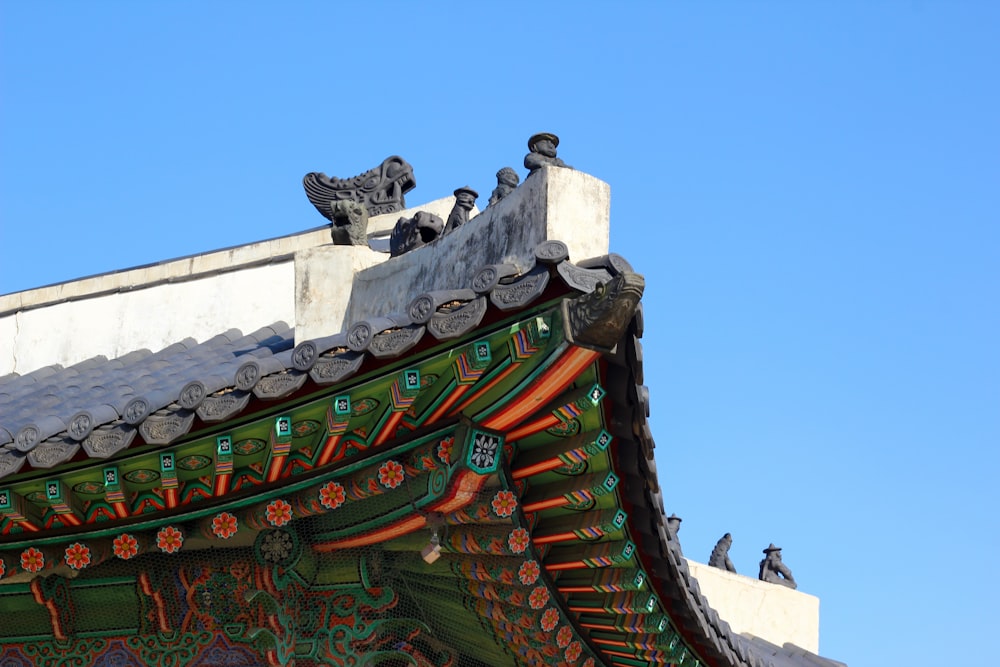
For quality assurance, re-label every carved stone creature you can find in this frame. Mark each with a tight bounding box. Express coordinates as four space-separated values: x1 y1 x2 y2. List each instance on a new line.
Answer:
666 513 682 536
709 533 737 573
303 156 416 220
330 200 369 246
562 271 645 352
524 132 570 173
444 186 479 235
488 167 520 206
389 211 444 257
758 544 797 589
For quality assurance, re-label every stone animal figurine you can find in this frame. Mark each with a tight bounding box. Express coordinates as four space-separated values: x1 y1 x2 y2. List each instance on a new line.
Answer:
329 200 369 246
708 533 737 573
488 167 520 206
389 211 444 257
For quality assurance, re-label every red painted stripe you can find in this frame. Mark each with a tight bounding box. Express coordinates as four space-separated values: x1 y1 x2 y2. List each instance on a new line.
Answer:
424 384 471 425
544 560 585 571
511 457 566 480
373 411 406 447
56 513 82 527
450 364 519 415
507 414 562 442
265 456 286 483
521 496 569 513
532 531 576 545
213 473 231 497
316 433 342 467
483 347 598 432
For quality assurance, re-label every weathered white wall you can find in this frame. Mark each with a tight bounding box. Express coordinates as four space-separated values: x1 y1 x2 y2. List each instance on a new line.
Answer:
687 559 820 654
0 227 336 376
2 264 295 376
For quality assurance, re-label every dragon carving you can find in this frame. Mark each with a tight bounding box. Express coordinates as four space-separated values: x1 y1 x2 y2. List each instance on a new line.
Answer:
303 156 416 221
562 271 645 352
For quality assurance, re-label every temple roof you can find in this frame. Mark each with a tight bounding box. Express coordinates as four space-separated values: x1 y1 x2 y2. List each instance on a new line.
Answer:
0 163 844 667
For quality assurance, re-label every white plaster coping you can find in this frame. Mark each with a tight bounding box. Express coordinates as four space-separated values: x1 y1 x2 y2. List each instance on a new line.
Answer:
341 167 610 324
2 263 295 377
0 227 331 316
687 559 820 654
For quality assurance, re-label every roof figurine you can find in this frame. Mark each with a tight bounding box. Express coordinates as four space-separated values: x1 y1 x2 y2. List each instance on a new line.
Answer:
759 543 798 589
389 210 444 257
488 167 520 207
709 532 737 573
329 200 369 246
443 186 479 235
303 155 416 219
524 132 571 173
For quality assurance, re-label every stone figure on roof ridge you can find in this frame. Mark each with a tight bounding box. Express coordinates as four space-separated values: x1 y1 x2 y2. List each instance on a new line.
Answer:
524 132 571 173
303 155 416 220
389 211 444 257
443 186 479 235
329 200 369 246
488 167 520 206
758 543 797 589
708 532 737 573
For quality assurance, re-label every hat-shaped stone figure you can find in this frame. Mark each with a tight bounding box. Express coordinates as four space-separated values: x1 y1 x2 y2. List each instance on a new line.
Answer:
758 543 797 589
444 186 479 235
524 132 571 173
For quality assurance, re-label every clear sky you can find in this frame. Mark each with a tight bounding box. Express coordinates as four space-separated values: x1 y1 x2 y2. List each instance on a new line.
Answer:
2 3 998 666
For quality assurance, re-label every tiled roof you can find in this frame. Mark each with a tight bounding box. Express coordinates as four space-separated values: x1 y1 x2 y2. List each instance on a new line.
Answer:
0 242 843 667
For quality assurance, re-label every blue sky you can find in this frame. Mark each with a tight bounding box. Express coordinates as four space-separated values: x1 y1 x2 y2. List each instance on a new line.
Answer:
2 3 998 665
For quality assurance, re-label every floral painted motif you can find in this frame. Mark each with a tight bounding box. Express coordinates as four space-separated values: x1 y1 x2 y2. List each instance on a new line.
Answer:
565 641 582 663
540 607 560 632
378 460 405 489
582 657 595 667
556 626 573 648
113 533 139 560
156 526 184 554
20 547 44 573
319 481 346 510
470 432 500 469
491 490 517 518
518 559 540 585
436 436 454 464
64 543 91 570
508 527 530 554
528 585 549 610
212 512 238 539
265 499 293 527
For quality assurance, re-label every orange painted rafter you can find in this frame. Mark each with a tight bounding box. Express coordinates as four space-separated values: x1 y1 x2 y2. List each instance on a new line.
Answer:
481 347 599 432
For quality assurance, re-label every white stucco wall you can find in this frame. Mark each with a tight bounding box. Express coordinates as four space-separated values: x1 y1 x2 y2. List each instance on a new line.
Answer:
687 559 820 654
0 227 332 376
1 264 295 377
